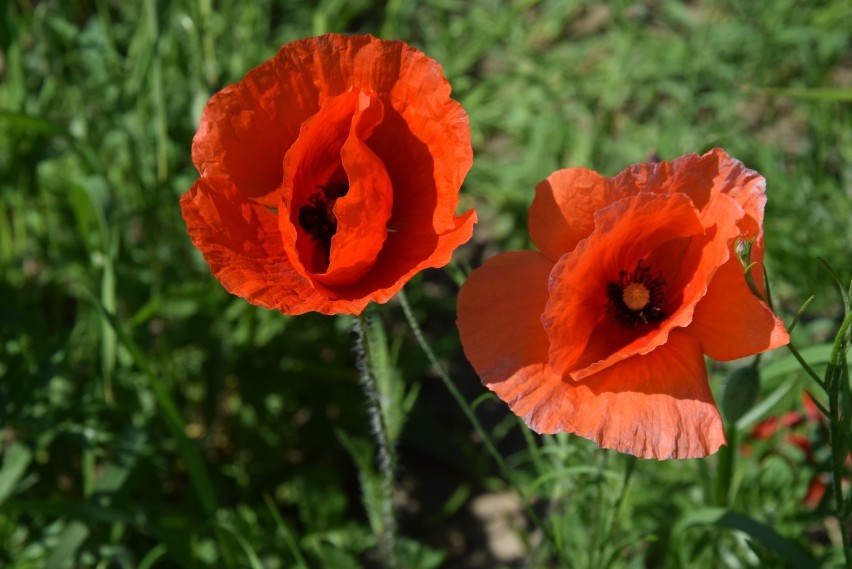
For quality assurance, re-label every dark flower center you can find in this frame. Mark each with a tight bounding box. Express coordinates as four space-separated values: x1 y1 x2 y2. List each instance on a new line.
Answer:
606 259 666 328
298 182 349 263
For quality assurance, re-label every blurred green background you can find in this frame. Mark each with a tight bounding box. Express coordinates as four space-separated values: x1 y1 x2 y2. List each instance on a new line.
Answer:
1 0 850 567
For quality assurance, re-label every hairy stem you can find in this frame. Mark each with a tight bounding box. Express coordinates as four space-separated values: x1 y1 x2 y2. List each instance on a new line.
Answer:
397 288 562 558
354 314 399 569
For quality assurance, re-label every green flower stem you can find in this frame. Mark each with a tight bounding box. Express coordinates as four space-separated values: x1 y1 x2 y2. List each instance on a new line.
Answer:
787 341 827 389
715 425 738 507
827 310 852 568
396 288 560 555
354 313 399 569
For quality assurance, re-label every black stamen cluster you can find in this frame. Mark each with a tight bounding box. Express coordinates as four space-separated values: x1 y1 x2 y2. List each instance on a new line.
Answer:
297 183 350 264
606 259 667 328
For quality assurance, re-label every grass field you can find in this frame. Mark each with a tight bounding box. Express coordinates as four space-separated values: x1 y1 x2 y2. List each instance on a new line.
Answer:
1 0 851 567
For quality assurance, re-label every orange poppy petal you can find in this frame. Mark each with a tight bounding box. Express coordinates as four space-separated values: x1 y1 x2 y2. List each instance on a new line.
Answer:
301 32 471 217
611 153 710 211
542 192 708 378
526 150 767 265
457 250 555 386
562 331 725 459
529 168 612 261
181 175 403 316
193 34 471 213
180 176 321 314
332 209 477 306
700 148 767 230
688 251 789 360
187 34 474 315
368 94 472 237
501 333 723 460
320 93 393 286
606 148 766 225
457 255 725 459
191 50 321 207
278 91 393 288
279 91 360 277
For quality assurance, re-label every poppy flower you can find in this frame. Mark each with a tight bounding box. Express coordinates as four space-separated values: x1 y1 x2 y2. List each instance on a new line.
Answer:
181 34 475 315
457 149 789 459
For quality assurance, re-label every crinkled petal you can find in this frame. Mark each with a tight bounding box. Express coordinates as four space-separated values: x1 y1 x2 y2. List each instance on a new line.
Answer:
701 148 767 231
610 148 767 224
368 94 471 237
543 193 708 378
457 250 555 386
458 252 724 460
688 249 789 360
191 49 320 207
180 176 321 314
331 209 476 306
540 331 725 460
279 91 393 287
321 93 393 286
529 168 611 261
186 34 475 315
191 33 471 216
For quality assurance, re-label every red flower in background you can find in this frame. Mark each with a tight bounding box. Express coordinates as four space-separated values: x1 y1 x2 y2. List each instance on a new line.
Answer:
181 34 475 315
457 149 789 460
748 393 850 508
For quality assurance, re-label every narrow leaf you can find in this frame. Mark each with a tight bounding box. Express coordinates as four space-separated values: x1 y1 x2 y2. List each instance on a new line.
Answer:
0 441 32 505
678 507 815 566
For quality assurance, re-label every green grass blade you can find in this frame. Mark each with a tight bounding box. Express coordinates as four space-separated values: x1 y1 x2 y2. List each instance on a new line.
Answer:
137 544 168 569
86 292 218 516
735 378 797 432
211 521 266 569
263 493 309 569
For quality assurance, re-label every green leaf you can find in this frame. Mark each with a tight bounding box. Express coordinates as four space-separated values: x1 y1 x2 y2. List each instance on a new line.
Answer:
359 310 406 443
677 507 815 567
398 537 447 569
721 367 761 423
2 499 138 524
46 521 89 569
735 378 797 432
93 426 147 497
337 431 384 538
528 466 621 494
0 441 32 505
818 258 850 316
263 493 309 569
0 109 101 171
761 343 833 380
137 544 168 569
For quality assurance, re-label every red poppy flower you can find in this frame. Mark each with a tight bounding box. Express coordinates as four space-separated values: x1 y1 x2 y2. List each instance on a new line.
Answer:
457 149 789 459
180 34 475 315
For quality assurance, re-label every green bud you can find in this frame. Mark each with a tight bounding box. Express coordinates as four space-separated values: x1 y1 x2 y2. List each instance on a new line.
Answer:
734 237 754 268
